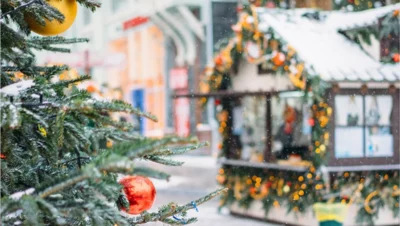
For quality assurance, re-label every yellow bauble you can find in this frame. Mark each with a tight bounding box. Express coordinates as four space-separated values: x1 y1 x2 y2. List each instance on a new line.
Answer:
25 0 78 36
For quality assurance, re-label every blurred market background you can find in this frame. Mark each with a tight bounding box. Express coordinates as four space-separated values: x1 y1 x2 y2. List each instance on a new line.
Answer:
35 1 400 225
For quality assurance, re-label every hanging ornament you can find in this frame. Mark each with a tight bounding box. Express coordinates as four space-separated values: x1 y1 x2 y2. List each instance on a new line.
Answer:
246 42 260 59
249 184 269 200
86 85 97 93
38 125 47 137
245 41 264 64
119 176 156 215
0 153 6 159
392 53 400 63
25 0 78 36
214 55 224 67
283 185 290 193
364 190 379 214
272 52 286 66
288 63 306 90
13 72 25 81
106 139 113 148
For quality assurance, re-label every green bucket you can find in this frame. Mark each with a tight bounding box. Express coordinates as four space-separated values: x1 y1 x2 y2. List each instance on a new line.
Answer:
319 220 343 226
313 203 349 226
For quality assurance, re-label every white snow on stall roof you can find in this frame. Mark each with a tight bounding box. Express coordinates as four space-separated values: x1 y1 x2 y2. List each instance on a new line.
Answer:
325 3 400 30
258 8 400 82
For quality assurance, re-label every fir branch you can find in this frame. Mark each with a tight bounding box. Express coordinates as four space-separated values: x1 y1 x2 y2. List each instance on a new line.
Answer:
20 107 48 128
92 100 158 122
28 36 89 45
133 167 170 180
160 217 197 225
132 136 201 158
0 0 45 19
149 142 209 156
144 156 184 166
1 65 69 74
111 138 185 159
130 188 228 224
38 174 89 199
76 0 101 11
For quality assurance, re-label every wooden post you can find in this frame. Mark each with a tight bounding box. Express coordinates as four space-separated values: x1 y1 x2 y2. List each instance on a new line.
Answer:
264 93 275 162
84 50 90 75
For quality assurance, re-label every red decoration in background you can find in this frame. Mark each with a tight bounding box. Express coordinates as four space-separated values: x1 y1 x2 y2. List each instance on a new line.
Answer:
272 52 286 66
266 181 272 188
308 118 315 127
119 176 156 215
215 55 224 66
0 153 6 159
265 1 276 8
287 182 292 187
86 85 97 93
170 68 188 90
393 53 400 63
284 105 296 134
123 17 149 31
236 5 243 12
215 99 221 106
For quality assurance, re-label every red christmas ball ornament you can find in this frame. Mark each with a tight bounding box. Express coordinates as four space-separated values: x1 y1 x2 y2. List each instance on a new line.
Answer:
266 181 272 188
215 99 221 106
393 53 400 63
0 153 6 159
119 176 156 215
287 182 292 187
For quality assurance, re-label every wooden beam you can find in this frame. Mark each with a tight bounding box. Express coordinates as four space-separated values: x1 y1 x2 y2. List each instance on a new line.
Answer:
171 90 298 99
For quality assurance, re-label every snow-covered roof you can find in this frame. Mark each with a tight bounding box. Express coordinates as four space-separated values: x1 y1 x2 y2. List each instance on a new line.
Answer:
325 3 400 31
258 7 400 82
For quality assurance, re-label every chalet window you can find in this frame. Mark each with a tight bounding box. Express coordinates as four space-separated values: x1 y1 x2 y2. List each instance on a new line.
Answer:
330 89 400 166
257 64 275 75
271 92 311 160
212 2 238 46
233 96 267 162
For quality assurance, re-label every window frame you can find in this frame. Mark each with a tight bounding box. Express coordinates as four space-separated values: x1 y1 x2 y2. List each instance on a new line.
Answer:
328 88 400 166
220 90 311 163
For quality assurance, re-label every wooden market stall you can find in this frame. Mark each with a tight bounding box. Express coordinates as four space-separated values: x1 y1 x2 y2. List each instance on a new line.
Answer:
174 3 400 226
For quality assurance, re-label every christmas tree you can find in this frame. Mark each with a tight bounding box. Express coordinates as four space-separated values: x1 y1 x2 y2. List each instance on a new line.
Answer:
0 0 225 225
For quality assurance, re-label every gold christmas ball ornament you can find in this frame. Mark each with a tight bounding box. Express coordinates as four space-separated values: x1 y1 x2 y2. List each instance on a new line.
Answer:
25 0 78 36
